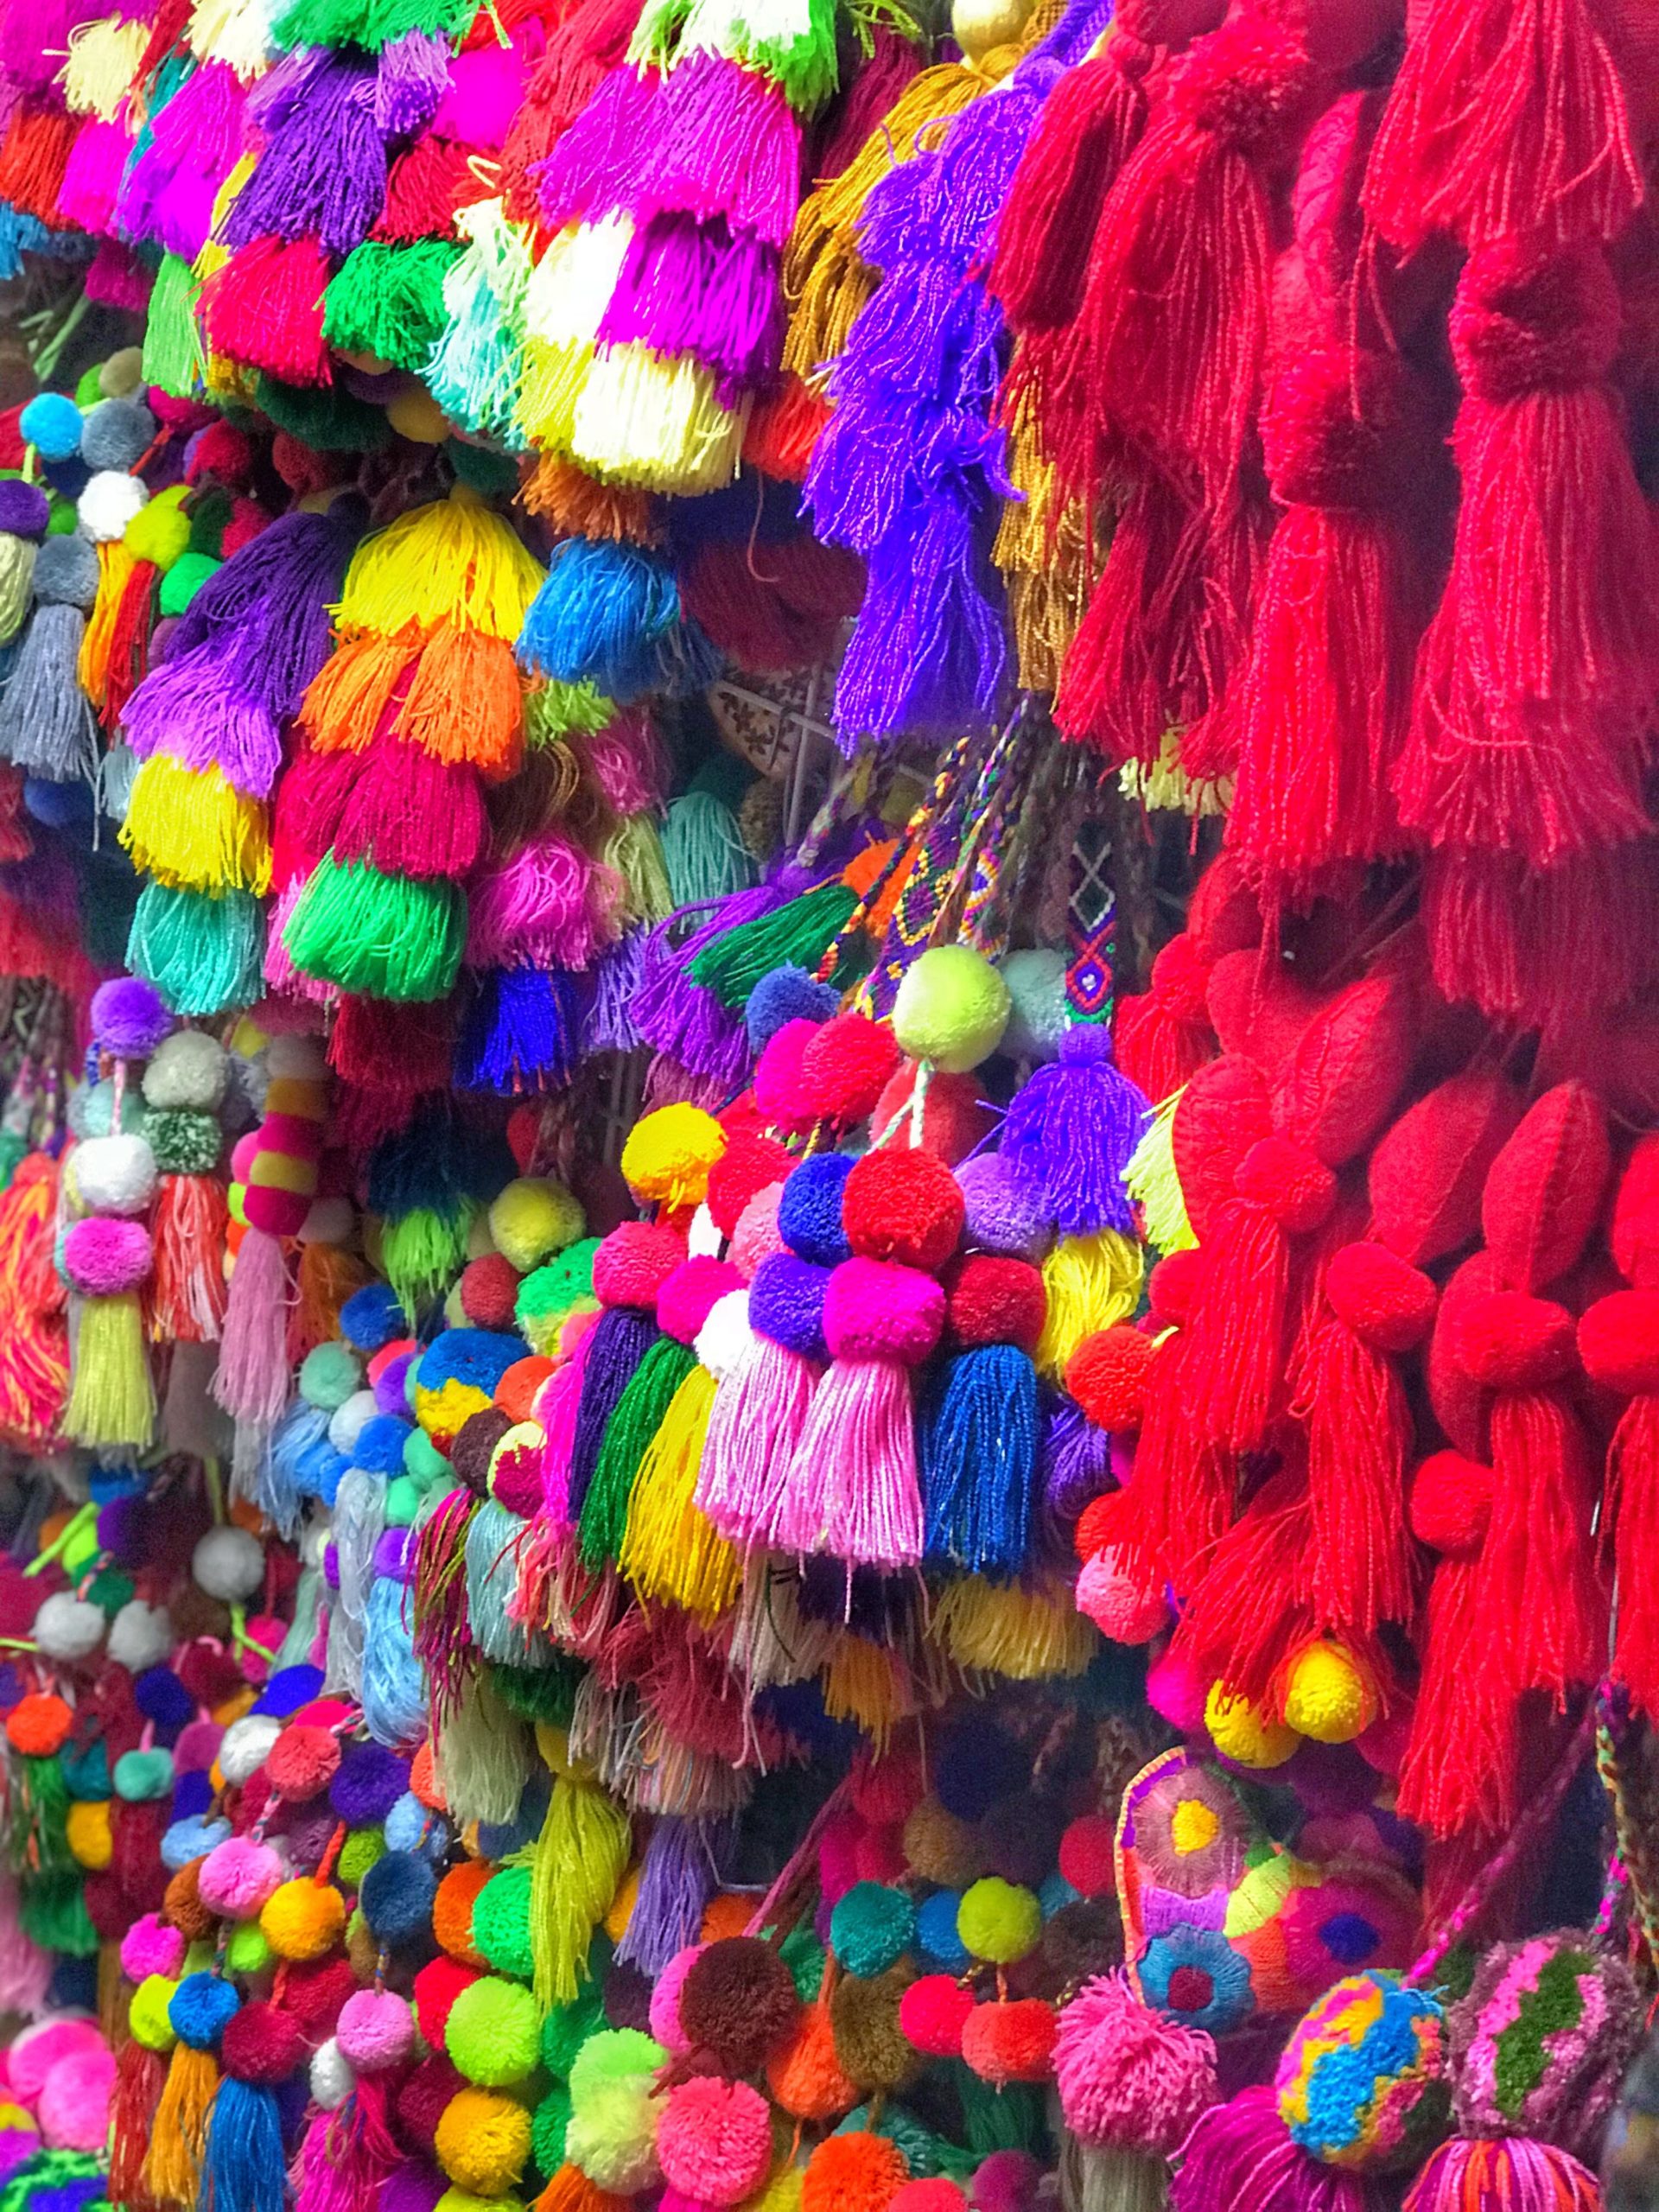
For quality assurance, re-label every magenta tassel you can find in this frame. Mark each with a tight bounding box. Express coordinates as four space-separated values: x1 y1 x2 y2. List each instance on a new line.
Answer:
534 62 665 229
597 213 782 391
1172 2090 1374 2212
1402 2139 1600 2212
697 1332 822 1548
628 52 802 247
465 828 610 971
775 1356 924 1569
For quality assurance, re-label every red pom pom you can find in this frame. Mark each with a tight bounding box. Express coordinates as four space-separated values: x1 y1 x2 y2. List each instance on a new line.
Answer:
898 1976 975 2057
1147 1249 1204 1325
842 1150 964 1273
1368 1070 1523 1268
460 1254 521 1331
1324 1242 1437 1351
1273 970 1417 1170
1234 1135 1337 1232
852 1823 907 1884
707 1133 793 1238
1448 1290 1575 1392
1065 1325 1154 1427
1580 1290 1659 1395
849 1744 925 1825
264 1723 340 1803
959 1999 1057 2086
270 434 334 496
946 1255 1046 1353
891 2184 966 2212
1073 1490 1126 1561
397 2055 466 2152
658 1257 744 1344
221 2001 306 2085
592 1221 686 1309
282 1958 357 2044
799 1014 902 1129
1057 1815 1116 1898
220 496 272 555
1408 1449 1494 1556
178 1640 244 1708
414 1956 479 2048
1481 1082 1611 1294
187 421 256 487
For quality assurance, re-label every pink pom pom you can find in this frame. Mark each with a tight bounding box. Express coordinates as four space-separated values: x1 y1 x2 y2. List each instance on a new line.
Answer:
650 1946 702 2054
899 1977 975 2058
656 2077 772 2207
893 2184 966 2212
35 2048 116 2152
729 1184 786 1281
970 2152 1041 2212
658 1259 744 1345
753 1020 821 1134
593 1222 686 1309
1075 1551 1168 1644
1053 1974 1217 2152
1145 1647 1209 1734
175 1720 225 1774
198 1837 283 1919
8 2023 105 2105
120 1914 185 1983
61 1216 152 1295
336 1989 416 2072
822 1260 944 1366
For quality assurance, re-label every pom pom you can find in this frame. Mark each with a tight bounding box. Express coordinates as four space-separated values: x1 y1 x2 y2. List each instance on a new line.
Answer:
778 1154 855 1267
1204 1687 1298 1770
108 1598 173 1671
899 1976 975 2058
260 1878 346 1961
338 1989 416 2073
823 1260 944 1365
220 2000 305 2086
1065 1325 1154 1429
193 1525 264 1601
199 1839 283 1919
79 469 149 542
21 394 86 461
622 1104 727 1211
1058 1817 1117 1901
34 1592 105 1660
434 2087 531 2196
842 1152 963 1273
359 1851 437 1950
1280 1643 1377 1745
678 1938 802 2075
266 1723 340 1802
1275 1972 1445 2171
92 976 174 1058
1053 1974 1218 2152
956 1154 1052 1262
299 1342 362 1411
945 1255 1046 1354
62 1215 152 1295
803 2130 909 2212
445 1978 541 2087
656 2077 772 2207
830 1885 917 1978
460 1255 521 1332
593 1222 685 1308
798 1015 902 1128
960 1999 1057 2087
892 947 1011 1073
957 1880 1041 1967
658 1256 743 1344
71 1133 158 1216
489 1179 583 1272
747 964 839 1049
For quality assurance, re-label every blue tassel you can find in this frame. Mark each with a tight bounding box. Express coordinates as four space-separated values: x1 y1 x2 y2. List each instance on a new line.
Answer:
200 2075 285 2212
455 966 578 1094
362 1574 426 1748
517 539 680 702
1000 1026 1150 1236
919 1342 1039 1576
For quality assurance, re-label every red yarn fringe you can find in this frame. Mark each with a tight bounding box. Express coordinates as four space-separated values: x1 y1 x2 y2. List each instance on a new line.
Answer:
149 1173 230 1345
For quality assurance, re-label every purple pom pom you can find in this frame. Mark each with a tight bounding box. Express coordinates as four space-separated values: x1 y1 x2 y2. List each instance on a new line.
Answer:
0 480 49 540
747 1253 830 1359
957 1154 1053 1262
91 976 175 1058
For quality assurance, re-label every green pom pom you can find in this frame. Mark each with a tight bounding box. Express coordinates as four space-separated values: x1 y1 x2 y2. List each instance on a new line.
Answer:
253 373 392 452
188 486 232 559
85 1568 134 1618
404 1426 452 1487
74 365 104 407
299 1339 362 1413
159 550 221 618
144 1109 223 1176
226 1922 273 1975
688 880 863 1009
324 240 463 372
285 855 465 1001
128 883 265 1019
516 1237 599 1353
531 2084 572 2177
384 1474 422 1526
540 1958 608 2077
446 1975 542 2087
338 1827 385 1886
779 1918 826 2003
473 1866 534 1980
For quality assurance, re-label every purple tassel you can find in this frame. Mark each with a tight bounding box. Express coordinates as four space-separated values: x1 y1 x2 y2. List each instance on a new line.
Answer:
613 1815 725 1974
223 54 386 257
631 885 783 1086
533 65 665 231
626 53 801 248
375 31 450 137
1001 1026 1149 1237
598 214 783 390
121 646 283 797
1041 1393 1112 1519
118 60 247 257
583 926 645 1053
1171 2088 1371 2212
567 1306 660 1520
454 967 579 1095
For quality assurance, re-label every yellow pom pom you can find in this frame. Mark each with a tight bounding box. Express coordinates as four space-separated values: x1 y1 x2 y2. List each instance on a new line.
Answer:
956 1877 1041 1965
129 1974 178 2052
261 1877 348 1961
892 945 1011 1073
745 2165 804 2212
620 1104 726 1211
66 1798 112 1869
389 385 450 444
124 488 192 571
437 2195 523 2212
435 2088 532 2195
489 1179 585 1272
416 1377 494 1445
1205 1684 1299 1769
603 1864 640 1943
1281 1643 1377 1745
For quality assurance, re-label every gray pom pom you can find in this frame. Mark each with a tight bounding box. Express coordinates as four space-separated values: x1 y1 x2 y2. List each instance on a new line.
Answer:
32 532 99 610
79 396 156 474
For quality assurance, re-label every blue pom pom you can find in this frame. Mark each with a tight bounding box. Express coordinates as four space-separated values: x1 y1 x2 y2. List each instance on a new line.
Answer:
340 1282 407 1353
745 964 839 1051
60 1741 109 1800
24 777 92 829
135 1666 195 1730
170 1970 241 2050
1039 1871 1080 1919
747 1253 830 1358
777 1154 855 1266
254 1664 324 1718
171 1770 215 1821
417 1328 521 1396
350 1414 413 1477
916 1888 969 1971
830 1883 917 1977
385 1790 450 1861
39 455 89 501
517 539 681 703
359 1848 436 1948
163 1815 232 1872
20 392 84 463
330 1741 409 1824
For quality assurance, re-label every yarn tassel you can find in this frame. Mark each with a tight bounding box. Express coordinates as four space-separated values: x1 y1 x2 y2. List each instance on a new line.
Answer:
613 1813 718 1975
1172 2087 1369 2212
919 1342 1039 1577
776 1356 923 1570
150 1174 231 1344
1602 1394 1659 1722
1001 1028 1148 1238
1398 1550 1513 1840
3 603 99 781
566 1305 659 1521
1402 2136 1600 2212
578 1336 698 1568
143 2041 219 2208
200 2075 285 2212
67 1291 156 1450
528 1756 631 2009
616 1363 739 1619
696 1328 821 1547
412 1484 480 1723
214 1227 293 1426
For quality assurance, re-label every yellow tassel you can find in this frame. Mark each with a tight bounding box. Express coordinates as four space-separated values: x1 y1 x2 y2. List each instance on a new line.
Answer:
1119 728 1233 818
335 490 545 644
822 1637 917 1751
616 1366 741 1621
932 1575 1096 1680
993 401 1094 694
79 540 137 708
1036 1230 1144 1377
572 345 747 495
140 2037 217 2207
120 755 272 895
63 16 149 118
1123 1090 1197 1255
527 1732 631 2009
601 813 673 927
517 217 632 454
66 1291 156 1451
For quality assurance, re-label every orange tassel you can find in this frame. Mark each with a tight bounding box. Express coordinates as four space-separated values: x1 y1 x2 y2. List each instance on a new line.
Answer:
149 1174 230 1344
289 1238 373 1363
299 631 416 753
0 106 78 227
534 2167 630 2212
395 625 524 779
520 457 658 543
0 1156 68 1450
742 376 830 483
142 2040 219 2209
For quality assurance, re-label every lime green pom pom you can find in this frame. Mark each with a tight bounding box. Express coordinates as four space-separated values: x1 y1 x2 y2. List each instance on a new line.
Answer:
338 1826 386 1886
446 1975 542 2087
892 945 1011 1074
226 1923 273 1976
956 1878 1041 1966
130 1975 179 2051
473 1866 534 1980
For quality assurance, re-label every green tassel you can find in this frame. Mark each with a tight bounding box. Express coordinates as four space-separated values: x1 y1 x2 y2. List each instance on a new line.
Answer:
20 1872 97 1957
284 853 465 1001
526 681 615 744
688 879 861 1007
745 0 840 111
603 813 674 927
143 253 204 397
128 882 264 1016
950 2063 1048 2157
493 1654 583 1726
662 788 756 907
382 1201 475 1319
10 1755 70 1877
270 0 370 46
254 373 393 453
362 0 474 41
578 1337 696 1568
324 239 462 372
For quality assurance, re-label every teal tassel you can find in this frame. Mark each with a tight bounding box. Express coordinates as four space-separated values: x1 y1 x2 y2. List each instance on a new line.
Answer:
662 788 756 906
128 883 265 1015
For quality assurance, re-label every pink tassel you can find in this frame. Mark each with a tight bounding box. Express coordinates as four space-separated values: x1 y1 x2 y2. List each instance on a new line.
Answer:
774 1357 923 1570
533 1338 590 1527
697 1332 822 1547
213 1226 294 1424
84 239 150 310
0 1868 51 2018
628 52 803 248
291 2113 353 2212
576 711 671 813
465 828 607 970
57 118 128 233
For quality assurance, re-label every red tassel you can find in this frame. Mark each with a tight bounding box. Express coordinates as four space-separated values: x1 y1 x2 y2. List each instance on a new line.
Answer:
412 1486 480 1725
332 734 486 881
0 107 78 229
682 537 864 674
372 136 492 241
1363 0 1643 255
200 236 332 386
149 1174 230 1345
741 377 830 482
270 744 361 888
112 1797 170 1912
327 994 454 1093
1119 1326 1236 1595
101 561 161 733
1395 244 1659 876
1167 1465 1315 1706
1602 1394 1659 1719
1114 935 1217 1101
110 2039 166 2212
1398 1551 1517 1838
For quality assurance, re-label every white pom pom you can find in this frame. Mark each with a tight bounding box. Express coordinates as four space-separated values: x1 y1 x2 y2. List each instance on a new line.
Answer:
141 1031 229 1113
76 470 149 543
219 1713 281 1786
298 1194 353 1246
999 948 1072 1062
327 1389 378 1458
108 1599 173 1672
69 1133 157 1217
688 1202 721 1259
309 2037 355 2109
695 1288 753 1384
33 1593 105 1662
192 1524 264 1602
265 1033 326 1083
